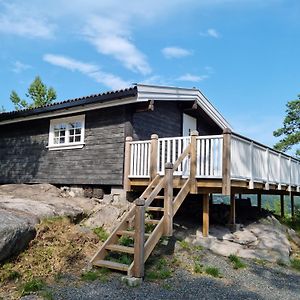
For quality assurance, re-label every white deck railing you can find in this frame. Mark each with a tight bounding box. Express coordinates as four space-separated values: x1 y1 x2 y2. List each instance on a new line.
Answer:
128 133 300 190
231 134 300 188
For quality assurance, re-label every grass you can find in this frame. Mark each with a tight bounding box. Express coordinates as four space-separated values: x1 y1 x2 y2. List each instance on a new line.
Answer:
0 216 101 298
228 254 246 269
20 278 46 296
291 258 300 272
93 227 109 242
179 240 191 251
205 267 222 278
119 236 134 247
81 268 110 282
145 258 173 281
253 259 268 266
106 252 133 265
194 262 203 273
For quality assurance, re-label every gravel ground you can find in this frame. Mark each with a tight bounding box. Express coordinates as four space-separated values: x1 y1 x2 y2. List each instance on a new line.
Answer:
49 250 300 300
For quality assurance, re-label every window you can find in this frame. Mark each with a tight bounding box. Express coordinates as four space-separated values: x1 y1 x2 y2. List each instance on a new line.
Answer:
48 115 85 150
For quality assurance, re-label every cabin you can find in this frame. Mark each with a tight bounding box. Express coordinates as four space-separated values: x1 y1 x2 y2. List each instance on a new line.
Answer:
0 84 299 278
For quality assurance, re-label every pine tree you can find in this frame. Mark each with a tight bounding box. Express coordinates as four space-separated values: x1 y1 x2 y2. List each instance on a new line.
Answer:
273 95 300 157
10 76 57 110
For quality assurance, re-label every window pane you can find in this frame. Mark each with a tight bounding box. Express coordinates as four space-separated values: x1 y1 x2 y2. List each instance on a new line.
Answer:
60 130 65 137
69 122 75 129
75 135 81 142
54 131 59 137
69 129 75 136
54 137 59 144
69 136 74 143
75 128 81 135
60 137 65 143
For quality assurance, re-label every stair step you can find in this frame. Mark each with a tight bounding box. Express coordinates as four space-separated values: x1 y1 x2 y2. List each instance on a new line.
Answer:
116 230 150 238
154 196 164 199
105 244 134 254
147 206 165 212
145 219 160 225
93 259 129 272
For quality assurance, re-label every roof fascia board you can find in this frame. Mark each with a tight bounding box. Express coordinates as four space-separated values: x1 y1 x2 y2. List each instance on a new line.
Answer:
0 97 137 126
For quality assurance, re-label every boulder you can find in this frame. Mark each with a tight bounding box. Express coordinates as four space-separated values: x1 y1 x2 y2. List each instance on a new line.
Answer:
0 209 37 262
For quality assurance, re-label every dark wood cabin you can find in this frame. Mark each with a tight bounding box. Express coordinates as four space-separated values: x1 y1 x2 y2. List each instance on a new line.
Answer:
0 84 227 188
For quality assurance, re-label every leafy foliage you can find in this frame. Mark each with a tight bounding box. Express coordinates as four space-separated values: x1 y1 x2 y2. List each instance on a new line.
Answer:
273 95 300 156
10 76 56 110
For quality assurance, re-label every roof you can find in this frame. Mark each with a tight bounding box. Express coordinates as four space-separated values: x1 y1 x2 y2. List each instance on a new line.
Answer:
0 84 231 130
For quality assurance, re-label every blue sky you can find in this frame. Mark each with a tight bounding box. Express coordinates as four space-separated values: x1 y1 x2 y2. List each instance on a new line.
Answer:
0 0 299 148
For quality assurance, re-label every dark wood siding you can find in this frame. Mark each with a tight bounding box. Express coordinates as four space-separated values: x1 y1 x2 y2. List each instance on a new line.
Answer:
0 106 127 185
132 101 182 140
132 101 222 140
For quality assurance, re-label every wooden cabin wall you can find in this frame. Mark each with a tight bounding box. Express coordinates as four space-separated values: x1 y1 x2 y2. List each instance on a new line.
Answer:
0 106 128 186
131 101 222 140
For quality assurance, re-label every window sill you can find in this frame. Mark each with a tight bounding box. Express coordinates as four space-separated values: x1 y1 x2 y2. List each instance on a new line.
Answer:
47 143 85 151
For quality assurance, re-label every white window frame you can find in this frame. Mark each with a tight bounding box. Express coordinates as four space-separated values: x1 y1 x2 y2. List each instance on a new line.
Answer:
48 114 85 150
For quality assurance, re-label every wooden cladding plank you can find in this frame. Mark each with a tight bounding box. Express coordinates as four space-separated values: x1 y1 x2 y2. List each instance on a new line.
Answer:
93 260 129 272
105 244 135 254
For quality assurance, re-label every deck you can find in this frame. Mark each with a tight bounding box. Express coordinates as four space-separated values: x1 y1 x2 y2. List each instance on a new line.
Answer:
91 129 300 278
125 130 300 196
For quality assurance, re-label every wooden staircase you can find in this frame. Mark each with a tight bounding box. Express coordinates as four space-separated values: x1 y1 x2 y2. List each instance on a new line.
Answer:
91 144 193 278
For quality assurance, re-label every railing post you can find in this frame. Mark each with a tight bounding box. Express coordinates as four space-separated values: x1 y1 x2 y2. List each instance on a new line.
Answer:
150 134 158 180
265 148 270 190
190 130 198 194
249 141 254 189
278 154 282 190
124 136 133 192
133 198 145 278
222 128 231 195
164 163 173 236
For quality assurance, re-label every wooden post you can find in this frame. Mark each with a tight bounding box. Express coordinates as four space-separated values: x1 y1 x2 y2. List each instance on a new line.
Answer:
203 194 209 237
280 194 284 218
164 162 173 236
150 134 158 180
230 193 236 225
257 193 262 213
133 198 145 278
190 130 198 194
291 193 295 219
123 136 133 192
222 128 231 195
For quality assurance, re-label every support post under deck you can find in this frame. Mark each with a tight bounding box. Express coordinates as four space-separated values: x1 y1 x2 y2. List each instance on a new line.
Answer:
280 194 284 218
203 194 209 237
230 193 236 225
257 193 262 213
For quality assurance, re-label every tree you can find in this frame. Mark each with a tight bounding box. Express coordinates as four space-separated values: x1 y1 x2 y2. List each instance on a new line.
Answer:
0 105 5 113
273 94 300 156
10 76 56 110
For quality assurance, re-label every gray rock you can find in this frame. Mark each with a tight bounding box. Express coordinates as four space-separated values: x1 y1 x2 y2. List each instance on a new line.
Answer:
0 209 37 262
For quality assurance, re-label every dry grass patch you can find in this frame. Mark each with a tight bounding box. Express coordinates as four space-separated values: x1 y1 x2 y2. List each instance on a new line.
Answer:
0 216 101 299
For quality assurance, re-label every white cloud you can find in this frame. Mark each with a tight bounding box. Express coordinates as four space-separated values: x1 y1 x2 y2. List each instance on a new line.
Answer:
162 47 192 59
0 3 55 39
200 28 220 38
177 73 209 82
83 16 151 75
12 61 31 73
43 54 130 90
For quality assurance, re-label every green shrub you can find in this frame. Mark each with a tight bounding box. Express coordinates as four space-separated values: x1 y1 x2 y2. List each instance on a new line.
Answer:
228 254 246 269
93 227 109 242
119 236 134 247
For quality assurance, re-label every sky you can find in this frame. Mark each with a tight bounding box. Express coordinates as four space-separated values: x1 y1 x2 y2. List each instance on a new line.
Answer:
0 0 299 149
